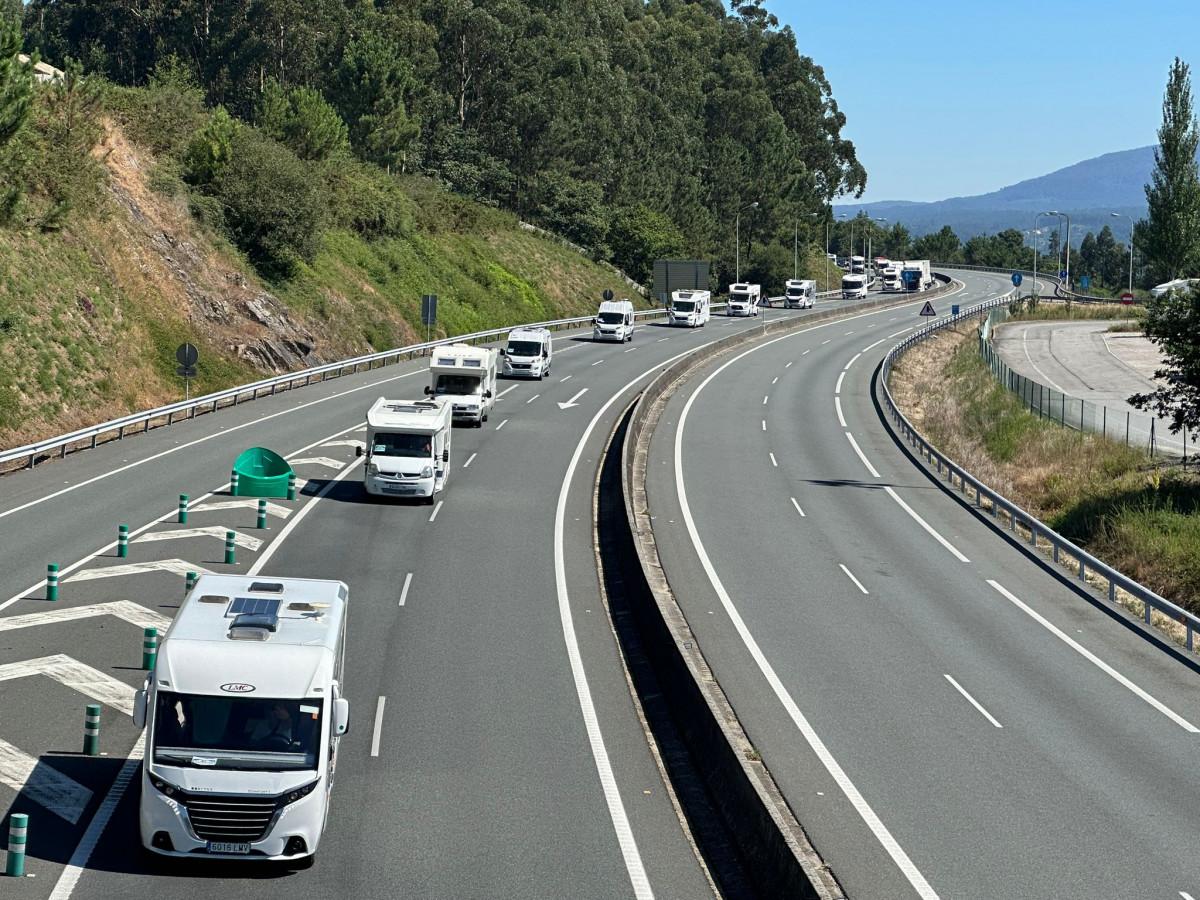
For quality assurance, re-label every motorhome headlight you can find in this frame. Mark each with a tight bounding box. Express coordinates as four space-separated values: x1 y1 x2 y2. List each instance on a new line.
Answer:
465 403 479 411
420 465 434 479
150 773 185 799
278 778 321 809
367 463 379 476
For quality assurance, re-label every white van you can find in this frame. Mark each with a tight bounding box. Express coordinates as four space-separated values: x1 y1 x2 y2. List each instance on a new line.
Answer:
841 274 868 299
501 326 552 379
594 298 635 342
727 283 761 316
669 290 710 327
358 397 451 502
783 279 816 309
133 574 350 864
426 343 498 426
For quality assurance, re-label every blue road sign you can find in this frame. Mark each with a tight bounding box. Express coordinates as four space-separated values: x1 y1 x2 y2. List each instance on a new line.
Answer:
952 304 960 316
1011 272 1022 286
1060 270 1068 280
1080 275 1091 290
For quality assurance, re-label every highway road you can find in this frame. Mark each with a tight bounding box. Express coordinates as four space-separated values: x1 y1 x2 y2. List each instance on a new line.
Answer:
642 270 1200 899
0 291 903 899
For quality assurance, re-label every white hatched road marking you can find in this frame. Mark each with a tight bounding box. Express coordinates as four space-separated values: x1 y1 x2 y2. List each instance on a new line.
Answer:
0 739 93 823
134 526 263 551
321 439 365 449
0 655 136 714
944 674 1002 728
65 559 213 583
791 498 805 517
288 456 346 469
0 600 170 634
187 499 293 518
462 453 477 469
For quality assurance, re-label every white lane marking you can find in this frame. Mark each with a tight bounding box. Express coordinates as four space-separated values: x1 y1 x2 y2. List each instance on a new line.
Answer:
791 498 805 517
527 394 541 404
772 377 779 384
835 371 846 394
559 388 589 410
496 419 509 430
289 456 345 469
887 328 912 338
0 366 421 523
657 337 670 342
769 453 778 467
1022 326 1070 393
556 348 709 900
786 361 794 367
398 573 413 607
822 339 831 345
187 499 292 518
134 526 263 551
862 337 888 353
845 432 880 478
371 696 386 757
844 331 854 335
835 397 847 427
592 359 604 366
674 347 942 899
762 395 769 405
321 439 365 449
0 737 93 823
884 487 969 562
988 580 1199 732
1181 892 1196 899
624 347 637 353
560 375 573 382
65 559 213 583
801 349 810 355
840 564 869 594
462 452 477 469
843 352 862 371
497 384 519 398
762 420 766 432
944 674 1002 728
0 655 135 714
429 500 443 522
0 600 170 634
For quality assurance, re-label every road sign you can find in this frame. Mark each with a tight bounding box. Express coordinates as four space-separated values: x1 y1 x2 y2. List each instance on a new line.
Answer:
602 289 614 301
176 364 197 378
952 304 960 316
1011 272 1022 287
175 343 198 367
1080 275 1091 290
421 294 438 326
1060 270 1068 280
919 301 936 317
1120 292 1135 305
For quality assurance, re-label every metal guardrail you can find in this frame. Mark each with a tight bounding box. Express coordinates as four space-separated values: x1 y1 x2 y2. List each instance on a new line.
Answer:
880 293 1200 652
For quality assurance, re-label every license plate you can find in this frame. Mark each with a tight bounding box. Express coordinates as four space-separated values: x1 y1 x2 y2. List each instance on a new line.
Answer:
382 486 417 495
207 842 251 854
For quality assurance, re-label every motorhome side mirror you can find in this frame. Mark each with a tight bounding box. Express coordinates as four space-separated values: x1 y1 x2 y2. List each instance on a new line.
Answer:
133 689 147 729
442 449 450 463
592 317 598 325
485 390 493 399
423 385 432 395
542 349 549 358
355 445 363 457
333 698 350 736
499 348 506 356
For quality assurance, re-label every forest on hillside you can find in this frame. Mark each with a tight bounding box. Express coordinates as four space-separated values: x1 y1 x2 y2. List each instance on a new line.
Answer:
16 0 866 288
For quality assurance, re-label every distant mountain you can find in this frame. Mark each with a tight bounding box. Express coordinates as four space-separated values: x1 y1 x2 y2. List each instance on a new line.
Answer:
835 146 1163 243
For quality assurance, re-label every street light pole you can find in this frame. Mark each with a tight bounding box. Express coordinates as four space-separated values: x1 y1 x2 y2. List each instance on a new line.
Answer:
736 200 759 283
1111 212 1135 296
1033 212 1055 301
1047 210 1071 289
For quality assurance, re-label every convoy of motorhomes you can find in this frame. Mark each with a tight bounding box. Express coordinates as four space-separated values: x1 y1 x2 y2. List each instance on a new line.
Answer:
358 397 452 502
133 574 351 864
841 273 868 299
851 256 866 275
425 343 497 426
593 298 635 342
726 283 761 316
669 289 710 327
500 326 553 379
901 259 933 292
783 279 817 309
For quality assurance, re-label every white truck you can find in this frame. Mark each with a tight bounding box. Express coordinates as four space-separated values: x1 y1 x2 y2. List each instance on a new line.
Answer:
882 263 904 292
783 279 816 309
668 289 710 327
726 283 761 316
901 259 933 292
358 397 452 502
133 574 351 865
426 343 497 426
841 273 868 299
593 298 635 342
501 326 552 379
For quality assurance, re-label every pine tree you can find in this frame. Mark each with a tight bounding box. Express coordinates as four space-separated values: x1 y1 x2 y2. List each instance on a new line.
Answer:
0 12 33 222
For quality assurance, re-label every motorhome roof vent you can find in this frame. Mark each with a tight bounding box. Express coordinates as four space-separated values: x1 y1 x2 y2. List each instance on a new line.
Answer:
228 612 279 641
247 581 284 594
198 594 229 604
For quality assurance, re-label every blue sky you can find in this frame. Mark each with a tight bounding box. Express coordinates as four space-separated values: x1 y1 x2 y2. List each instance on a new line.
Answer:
771 0 1199 204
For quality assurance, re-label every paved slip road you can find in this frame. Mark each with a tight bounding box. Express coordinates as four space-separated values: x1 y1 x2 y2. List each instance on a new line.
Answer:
643 271 1200 899
0 291 887 900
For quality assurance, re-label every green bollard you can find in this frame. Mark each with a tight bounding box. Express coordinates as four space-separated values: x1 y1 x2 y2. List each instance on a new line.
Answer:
257 499 267 530
230 471 239 496
224 531 235 565
117 524 129 559
5 812 27 877
185 571 197 593
142 627 158 671
46 564 58 602
83 704 100 756
287 472 297 501
178 494 189 524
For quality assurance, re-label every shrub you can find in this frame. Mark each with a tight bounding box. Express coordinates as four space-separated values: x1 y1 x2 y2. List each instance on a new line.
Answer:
325 158 415 240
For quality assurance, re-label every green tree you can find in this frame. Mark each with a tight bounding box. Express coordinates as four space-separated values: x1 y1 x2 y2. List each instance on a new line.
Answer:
182 105 239 187
608 203 686 285
1079 231 1097 278
0 12 33 223
255 79 348 162
912 225 961 263
330 28 419 172
33 55 105 228
1129 290 1200 436
1139 57 1200 282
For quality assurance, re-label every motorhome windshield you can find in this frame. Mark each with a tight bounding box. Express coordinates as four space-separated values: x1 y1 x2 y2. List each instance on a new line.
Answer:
371 432 433 457
785 287 803 297
672 301 696 312
842 276 864 289
435 374 481 395
152 693 322 772
507 340 542 356
597 312 625 324
730 292 749 303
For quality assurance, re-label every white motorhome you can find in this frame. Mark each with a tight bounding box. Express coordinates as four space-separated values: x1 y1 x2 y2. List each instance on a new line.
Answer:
901 259 933 292
882 264 904 292
593 298 635 342
726 283 761 316
851 256 866 275
841 273 868 299
501 326 553 379
783 279 816 309
426 343 497 426
1150 278 1196 298
133 574 350 864
669 289 710 327
358 397 451 502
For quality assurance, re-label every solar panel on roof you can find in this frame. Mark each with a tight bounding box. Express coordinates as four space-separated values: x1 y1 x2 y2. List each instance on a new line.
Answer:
229 597 281 617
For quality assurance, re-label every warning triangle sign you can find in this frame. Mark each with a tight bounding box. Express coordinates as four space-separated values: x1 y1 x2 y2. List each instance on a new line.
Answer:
919 301 936 316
